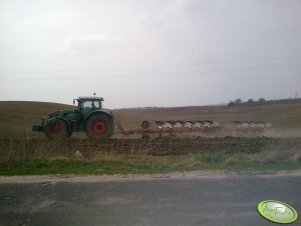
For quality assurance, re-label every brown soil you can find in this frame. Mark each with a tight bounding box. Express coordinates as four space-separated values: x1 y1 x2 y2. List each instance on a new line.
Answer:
1 136 301 162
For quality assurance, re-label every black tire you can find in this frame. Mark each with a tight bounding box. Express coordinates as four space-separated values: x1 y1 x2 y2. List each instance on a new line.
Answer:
45 118 69 139
85 114 114 140
141 120 150 129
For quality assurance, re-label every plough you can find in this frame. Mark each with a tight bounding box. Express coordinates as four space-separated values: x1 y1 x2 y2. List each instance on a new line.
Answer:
233 121 272 134
117 120 224 137
116 120 272 137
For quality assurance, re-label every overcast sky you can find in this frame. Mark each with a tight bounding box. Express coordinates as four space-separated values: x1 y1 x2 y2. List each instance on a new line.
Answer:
0 0 301 108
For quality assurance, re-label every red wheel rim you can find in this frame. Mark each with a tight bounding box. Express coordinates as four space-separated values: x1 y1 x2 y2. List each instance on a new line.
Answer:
91 120 108 136
48 122 63 137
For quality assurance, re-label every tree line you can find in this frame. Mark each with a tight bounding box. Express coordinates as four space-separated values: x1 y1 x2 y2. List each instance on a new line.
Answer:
227 97 301 106
227 98 266 106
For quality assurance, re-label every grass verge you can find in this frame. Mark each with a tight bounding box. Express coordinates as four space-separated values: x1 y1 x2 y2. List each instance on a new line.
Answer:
0 154 300 176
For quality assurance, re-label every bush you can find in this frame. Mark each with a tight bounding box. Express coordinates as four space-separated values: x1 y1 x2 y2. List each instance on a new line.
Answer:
200 152 226 163
227 101 235 106
235 98 242 105
258 98 266 103
247 98 254 103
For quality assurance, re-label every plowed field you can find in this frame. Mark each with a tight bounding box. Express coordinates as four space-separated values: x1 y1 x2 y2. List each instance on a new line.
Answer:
1 137 301 162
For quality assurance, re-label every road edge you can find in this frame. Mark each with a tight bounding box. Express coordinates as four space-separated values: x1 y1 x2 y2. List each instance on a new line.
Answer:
1 170 301 184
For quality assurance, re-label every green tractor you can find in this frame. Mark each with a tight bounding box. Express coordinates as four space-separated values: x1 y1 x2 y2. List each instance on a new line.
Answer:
32 97 114 140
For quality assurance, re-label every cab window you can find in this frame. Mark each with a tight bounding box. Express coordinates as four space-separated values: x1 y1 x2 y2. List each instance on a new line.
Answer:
81 100 100 109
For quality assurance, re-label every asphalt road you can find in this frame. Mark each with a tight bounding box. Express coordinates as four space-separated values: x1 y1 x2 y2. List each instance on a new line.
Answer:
0 172 300 226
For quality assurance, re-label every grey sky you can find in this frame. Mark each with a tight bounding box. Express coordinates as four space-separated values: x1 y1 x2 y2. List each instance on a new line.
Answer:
0 0 301 108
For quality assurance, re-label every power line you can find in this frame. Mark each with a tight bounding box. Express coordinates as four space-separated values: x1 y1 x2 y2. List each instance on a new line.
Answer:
1 57 301 75
0 49 301 62
1 62 301 82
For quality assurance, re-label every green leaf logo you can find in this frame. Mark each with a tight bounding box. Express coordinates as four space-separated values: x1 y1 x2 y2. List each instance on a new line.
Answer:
257 200 298 224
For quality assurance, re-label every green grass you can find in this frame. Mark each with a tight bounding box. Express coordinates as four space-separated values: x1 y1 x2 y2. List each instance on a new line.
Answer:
0 154 300 176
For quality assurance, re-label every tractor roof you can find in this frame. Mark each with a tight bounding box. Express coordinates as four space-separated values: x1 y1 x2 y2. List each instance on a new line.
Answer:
78 97 104 101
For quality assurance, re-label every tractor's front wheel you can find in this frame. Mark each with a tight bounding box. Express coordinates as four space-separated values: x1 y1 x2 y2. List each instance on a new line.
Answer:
45 118 69 139
85 114 113 140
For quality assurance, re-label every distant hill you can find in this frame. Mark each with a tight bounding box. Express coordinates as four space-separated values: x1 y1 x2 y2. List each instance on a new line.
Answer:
1 100 301 139
0 101 74 139
114 102 301 130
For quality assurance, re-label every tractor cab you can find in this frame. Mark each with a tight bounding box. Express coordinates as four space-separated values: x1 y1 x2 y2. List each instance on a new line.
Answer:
74 97 104 116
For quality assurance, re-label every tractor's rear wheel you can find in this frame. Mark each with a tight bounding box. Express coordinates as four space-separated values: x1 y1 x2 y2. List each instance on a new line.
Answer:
86 114 113 140
45 118 69 139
